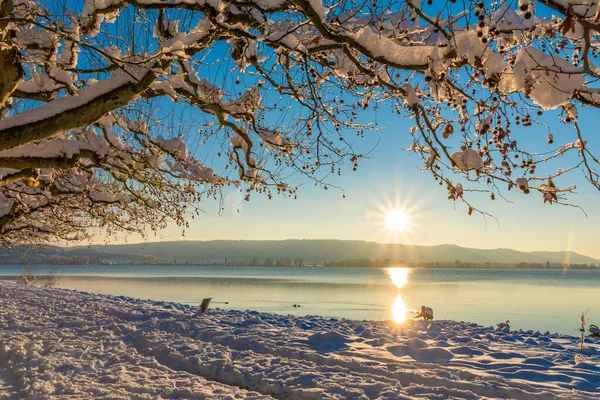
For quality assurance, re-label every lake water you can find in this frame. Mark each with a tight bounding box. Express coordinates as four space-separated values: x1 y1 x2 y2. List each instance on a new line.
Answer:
1 265 599 336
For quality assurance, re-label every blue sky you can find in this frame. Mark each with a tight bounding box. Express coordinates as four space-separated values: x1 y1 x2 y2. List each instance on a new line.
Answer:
107 100 600 259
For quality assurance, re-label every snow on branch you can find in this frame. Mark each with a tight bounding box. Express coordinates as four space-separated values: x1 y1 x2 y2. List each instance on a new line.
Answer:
0 0 598 243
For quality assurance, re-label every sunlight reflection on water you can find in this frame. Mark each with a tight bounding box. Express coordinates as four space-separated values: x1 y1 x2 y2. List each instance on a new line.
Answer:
387 267 412 323
392 294 408 323
388 267 409 288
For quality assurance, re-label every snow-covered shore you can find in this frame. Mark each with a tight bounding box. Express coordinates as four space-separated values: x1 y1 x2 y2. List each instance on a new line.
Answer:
0 281 598 399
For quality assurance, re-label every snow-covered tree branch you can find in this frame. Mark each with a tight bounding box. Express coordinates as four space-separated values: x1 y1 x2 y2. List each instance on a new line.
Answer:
0 0 598 244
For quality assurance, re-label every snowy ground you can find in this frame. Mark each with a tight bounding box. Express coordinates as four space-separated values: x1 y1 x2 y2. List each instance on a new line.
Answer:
0 281 599 399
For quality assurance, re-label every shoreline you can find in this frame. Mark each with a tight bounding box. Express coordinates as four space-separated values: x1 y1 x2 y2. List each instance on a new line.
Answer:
1 280 599 399
36 284 590 340
1 273 597 337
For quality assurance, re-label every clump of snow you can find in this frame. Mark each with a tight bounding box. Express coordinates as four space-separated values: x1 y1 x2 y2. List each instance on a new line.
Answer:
516 177 529 193
404 85 421 108
349 26 443 69
451 148 485 172
499 47 585 109
454 183 464 197
308 0 328 22
231 134 250 154
258 128 289 148
180 161 216 183
222 89 261 115
17 71 63 94
0 138 95 158
156 136 188 160
82 0 124 18
491 3 529 31
556 139 586 156
564 103 578 121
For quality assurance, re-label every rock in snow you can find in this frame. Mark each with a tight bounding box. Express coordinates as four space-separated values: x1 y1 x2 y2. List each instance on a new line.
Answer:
0 281 598 399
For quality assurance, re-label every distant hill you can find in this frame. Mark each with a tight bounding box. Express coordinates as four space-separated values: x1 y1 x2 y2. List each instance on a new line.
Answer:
81 240 600 265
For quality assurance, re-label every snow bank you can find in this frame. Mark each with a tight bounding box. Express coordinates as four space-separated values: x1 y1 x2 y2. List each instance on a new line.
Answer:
0 281 598 399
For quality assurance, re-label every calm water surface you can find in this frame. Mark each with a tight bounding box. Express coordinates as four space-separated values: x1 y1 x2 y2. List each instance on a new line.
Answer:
1 265 599 336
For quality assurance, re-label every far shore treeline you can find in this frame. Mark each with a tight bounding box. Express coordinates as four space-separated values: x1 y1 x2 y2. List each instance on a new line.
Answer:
0 254 598 270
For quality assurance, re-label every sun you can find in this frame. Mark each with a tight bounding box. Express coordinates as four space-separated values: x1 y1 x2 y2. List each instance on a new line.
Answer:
386 209 409 232
367 185 423 241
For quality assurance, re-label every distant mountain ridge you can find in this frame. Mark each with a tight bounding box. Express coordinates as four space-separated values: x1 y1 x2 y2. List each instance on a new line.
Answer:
82 240 599 265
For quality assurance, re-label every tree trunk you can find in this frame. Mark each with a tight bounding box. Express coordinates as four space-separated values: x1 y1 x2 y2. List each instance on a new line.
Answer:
0 0 24 110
